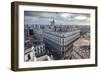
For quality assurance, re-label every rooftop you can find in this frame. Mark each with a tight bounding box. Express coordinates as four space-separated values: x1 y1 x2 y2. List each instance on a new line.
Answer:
24 43 32 49
73 37 90 48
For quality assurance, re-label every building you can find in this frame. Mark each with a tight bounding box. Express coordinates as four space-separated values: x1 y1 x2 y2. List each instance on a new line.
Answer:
42 29 80 60
24 24 30 41
24 41 37 61
33 43 46 57
28 19 80 60
24 25 51 61
24 40 51 61
72 37 90 59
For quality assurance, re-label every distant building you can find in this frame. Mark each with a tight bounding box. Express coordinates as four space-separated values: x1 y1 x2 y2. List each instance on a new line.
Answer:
50 19 55 26
24 24 30 41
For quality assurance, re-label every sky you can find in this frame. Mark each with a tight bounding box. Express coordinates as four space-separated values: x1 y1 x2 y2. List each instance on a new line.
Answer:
24 11 90 25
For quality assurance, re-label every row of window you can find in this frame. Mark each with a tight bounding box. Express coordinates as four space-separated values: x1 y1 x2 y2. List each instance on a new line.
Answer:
34 45 46 56
64 33 80 44
43 30 80 46
43 32 64 45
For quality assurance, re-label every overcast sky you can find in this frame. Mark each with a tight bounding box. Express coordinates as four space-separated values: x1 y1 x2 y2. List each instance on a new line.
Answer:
24 11 90 25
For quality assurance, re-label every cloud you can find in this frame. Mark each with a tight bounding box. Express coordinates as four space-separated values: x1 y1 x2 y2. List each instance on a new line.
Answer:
24 11 90 25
